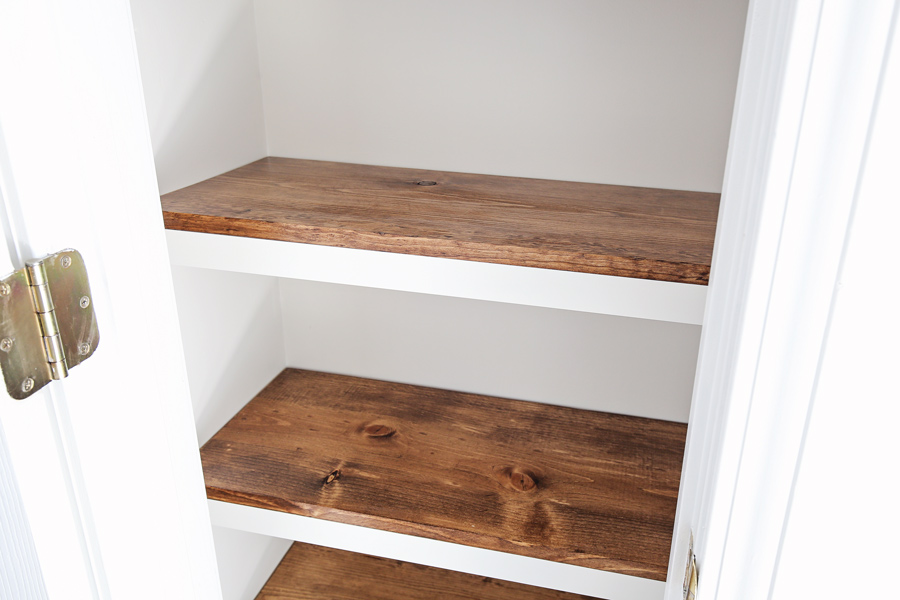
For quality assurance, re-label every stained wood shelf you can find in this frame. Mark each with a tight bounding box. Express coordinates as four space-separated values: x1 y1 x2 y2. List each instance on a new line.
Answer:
257 541 602 600
162 157 718 285
201 369 687 582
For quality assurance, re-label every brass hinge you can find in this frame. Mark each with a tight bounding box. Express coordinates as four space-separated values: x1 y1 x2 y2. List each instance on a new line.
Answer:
684 532 699 600
0 249 99 400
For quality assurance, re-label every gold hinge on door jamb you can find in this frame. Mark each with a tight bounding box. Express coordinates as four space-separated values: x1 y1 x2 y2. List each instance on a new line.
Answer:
684 532 699 600
0 249 100 400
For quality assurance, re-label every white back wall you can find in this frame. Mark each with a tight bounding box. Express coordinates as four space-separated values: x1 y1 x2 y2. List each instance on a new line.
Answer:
281 281 701 422
131 0 267 194
255 0 747 193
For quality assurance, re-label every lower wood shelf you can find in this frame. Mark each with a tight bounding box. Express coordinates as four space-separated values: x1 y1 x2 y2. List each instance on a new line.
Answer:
201 369 686 582
257 541 602 600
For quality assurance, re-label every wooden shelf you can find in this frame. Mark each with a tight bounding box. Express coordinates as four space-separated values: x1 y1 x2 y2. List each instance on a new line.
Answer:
201 369 687 582
257 542 602 600
162 157 718 285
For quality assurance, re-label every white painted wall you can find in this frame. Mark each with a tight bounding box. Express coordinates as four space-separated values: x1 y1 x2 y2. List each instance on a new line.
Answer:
130 0 267 195
170 268 285 445
281 280 700 422
210 527 292 600
255 0 747 193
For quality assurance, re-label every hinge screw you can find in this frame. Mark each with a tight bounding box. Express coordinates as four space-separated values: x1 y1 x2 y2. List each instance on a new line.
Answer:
78 342 91 356
61 256 72 269
79 296 90 309
0 338 12 352
0 283 9 296
22 378 34 393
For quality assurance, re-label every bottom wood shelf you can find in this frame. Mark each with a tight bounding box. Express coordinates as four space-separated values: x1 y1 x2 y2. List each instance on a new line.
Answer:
201 369 686 581
257 542 602 600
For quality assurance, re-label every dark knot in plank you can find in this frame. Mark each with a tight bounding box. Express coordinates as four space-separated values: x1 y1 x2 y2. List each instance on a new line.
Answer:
324 469 341 485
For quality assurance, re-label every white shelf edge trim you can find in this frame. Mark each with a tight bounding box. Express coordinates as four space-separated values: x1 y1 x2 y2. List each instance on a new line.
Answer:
166 230 706 325
208 500 664 600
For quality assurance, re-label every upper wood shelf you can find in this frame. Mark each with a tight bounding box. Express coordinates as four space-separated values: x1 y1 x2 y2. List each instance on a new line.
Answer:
201 369 687 582
258 542 602 600
162 157 718 285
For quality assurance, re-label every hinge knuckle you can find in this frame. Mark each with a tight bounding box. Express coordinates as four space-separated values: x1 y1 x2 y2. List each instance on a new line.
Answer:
48 359 68 380
29 283 54 314
37 309 59 337
43 334 66 364
24 261 48 286
27 260 67 379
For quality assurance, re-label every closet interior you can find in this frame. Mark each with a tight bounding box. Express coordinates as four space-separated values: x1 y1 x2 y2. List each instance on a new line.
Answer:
131 2 748 599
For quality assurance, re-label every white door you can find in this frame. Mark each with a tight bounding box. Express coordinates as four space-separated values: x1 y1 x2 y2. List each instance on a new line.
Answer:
0 0 221 598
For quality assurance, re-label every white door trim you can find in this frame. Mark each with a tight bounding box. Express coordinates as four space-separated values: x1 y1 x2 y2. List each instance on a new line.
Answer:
0 420 48 600
0 161 102 600
0 0 222 598
666 1 899 598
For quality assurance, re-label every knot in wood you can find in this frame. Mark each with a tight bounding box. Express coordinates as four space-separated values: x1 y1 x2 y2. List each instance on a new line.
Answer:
496 466 539 492
324 469 341 484
510 469 537 492
363 423 396 438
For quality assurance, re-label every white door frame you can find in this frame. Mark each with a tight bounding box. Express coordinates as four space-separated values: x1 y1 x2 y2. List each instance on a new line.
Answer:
666 1 898 598
0 415 48 599
0 0 221 598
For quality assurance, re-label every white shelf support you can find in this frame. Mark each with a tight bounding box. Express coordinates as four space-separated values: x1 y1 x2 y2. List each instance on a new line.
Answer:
166 230 707 325
209 500 664 600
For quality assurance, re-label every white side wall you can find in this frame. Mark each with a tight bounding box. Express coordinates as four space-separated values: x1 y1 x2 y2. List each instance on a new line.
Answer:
170 268 285 446
130 0 268 194
255 0 747 193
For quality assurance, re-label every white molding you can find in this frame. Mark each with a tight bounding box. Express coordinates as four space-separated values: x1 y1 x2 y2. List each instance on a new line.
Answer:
209 500 663 600
0 420 48 600
666 1 898 598
0 83 98 600
0 0 222 598
166 230 707 325
770 9 900 593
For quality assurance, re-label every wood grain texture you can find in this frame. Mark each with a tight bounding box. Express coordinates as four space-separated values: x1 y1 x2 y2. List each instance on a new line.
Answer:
162 157 718 284
256 542 602 600
201 369 687 581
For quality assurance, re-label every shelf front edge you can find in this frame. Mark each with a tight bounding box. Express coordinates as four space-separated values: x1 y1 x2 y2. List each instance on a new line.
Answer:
166 230 706 325
209 500 664 600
